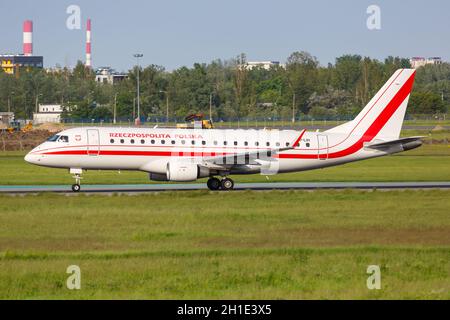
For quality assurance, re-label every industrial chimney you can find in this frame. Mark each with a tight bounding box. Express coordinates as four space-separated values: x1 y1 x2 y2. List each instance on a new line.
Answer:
23 20 33 56
86 18 92 68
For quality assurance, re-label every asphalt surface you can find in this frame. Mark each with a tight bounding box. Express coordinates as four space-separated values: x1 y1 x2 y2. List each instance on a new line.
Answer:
0 182 449 194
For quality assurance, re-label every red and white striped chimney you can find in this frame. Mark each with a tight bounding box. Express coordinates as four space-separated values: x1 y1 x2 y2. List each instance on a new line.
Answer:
23 20 33 56
86 18 92 68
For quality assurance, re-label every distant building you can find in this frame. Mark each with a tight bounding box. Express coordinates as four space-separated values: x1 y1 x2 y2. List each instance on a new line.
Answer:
244 61 281 70
0 112 14 125
95 67 127 84
0 54 43 74
33 104 63 124
410 57 443 69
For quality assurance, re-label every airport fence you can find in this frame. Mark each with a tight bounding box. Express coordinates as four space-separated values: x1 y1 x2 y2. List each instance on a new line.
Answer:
59 113 449 128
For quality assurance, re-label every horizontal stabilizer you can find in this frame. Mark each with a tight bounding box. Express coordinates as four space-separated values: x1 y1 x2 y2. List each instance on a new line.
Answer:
365 136 424 152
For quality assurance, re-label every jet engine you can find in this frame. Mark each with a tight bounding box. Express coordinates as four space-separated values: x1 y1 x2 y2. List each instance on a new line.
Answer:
166 161 209 182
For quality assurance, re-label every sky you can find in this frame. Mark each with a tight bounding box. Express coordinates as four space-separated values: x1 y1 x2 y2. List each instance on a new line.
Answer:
0 0 449 71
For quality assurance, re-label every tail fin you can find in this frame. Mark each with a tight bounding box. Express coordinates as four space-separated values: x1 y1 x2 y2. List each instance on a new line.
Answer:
326 69 416 140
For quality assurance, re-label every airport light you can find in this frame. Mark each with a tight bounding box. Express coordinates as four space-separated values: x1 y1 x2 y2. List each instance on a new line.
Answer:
133 53 143 124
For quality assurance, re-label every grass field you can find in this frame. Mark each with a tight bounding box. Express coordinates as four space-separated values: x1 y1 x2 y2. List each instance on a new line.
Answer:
1 126 448 299
0 144 448 185
0 190 448 299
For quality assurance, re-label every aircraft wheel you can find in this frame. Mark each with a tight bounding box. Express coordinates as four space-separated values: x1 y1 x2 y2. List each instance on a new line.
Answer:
221 178 234 191
72 184 81 192
207 177 221 191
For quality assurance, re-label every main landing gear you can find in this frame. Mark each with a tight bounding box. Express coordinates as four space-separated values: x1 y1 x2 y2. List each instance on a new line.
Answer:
207 177 234 191
70 168 83 192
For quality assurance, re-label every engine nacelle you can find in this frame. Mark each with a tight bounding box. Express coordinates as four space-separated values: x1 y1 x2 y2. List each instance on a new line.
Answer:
166 161 208 182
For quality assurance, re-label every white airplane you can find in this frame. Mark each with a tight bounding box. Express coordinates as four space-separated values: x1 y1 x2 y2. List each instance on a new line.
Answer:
25 69 423 192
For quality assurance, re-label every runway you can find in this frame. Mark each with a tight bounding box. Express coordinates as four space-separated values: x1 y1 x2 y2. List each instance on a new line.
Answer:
0 181 449 194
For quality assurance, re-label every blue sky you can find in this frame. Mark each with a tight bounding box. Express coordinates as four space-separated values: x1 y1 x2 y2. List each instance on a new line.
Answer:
1 0 449 71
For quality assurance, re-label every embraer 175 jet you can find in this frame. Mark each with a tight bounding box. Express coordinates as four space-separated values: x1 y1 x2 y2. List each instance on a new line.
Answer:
25 69 423 192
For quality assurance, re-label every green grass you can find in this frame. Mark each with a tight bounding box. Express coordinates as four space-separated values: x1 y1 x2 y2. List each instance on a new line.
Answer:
0 190 448 299
1 144 449 185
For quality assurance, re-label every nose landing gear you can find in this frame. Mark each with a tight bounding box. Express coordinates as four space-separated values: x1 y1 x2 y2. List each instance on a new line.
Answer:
70 168 83 192
72 183 81 192
207 177 234 191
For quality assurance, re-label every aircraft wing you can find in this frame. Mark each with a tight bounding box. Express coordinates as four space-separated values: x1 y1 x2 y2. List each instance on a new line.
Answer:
364 136 425 152
201 129 306 169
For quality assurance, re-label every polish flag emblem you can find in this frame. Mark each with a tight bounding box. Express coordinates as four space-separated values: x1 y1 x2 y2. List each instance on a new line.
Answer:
75 135 81 141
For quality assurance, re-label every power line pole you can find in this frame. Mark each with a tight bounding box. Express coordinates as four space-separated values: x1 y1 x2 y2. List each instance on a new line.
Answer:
292 93 296 123
133 53 143 124
209 93 213 121
113 93 117 124
35 93 42 114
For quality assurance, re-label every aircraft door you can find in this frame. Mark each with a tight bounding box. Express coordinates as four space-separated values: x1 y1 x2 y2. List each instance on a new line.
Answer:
87 129 100 156
317 134 328 160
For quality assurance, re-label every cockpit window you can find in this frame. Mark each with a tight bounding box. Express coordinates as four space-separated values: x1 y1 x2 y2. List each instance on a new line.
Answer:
58 136 69 143
46 135 69 142
47 135 60 142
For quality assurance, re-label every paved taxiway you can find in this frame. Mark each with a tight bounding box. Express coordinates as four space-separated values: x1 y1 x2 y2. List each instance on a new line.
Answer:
0 182 449 194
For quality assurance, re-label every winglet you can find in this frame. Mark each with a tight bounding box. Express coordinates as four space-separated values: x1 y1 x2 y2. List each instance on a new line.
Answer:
292 129 306 148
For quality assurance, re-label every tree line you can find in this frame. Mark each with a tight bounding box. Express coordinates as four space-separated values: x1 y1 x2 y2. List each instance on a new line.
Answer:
0 51 448 122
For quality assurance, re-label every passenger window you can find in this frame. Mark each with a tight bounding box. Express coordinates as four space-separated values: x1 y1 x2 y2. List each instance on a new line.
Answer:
191 140 195 145
120 139 124 144
244 141 248 146
266 142 270 147
286 142 290 147
234 141 238 146
181 140 186 145
306 142 310 147
141 139 145 144
161 140 165 144
213 141 218 145
255 142 259 146
110 139 115 143
224 141 227 146
276 142 280 147
130 139 135 144
151 140 155 144
171 140 176 145
202 141 206 145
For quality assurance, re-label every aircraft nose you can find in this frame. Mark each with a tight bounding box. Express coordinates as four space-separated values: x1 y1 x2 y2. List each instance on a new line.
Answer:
24 152 34 164
24 152 40 164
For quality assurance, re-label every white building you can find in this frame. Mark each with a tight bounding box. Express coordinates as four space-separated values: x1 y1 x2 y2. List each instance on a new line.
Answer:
0 112 14 125
244 61 282 70
95 67 127 85
33 104 63 124
410 57 443 69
